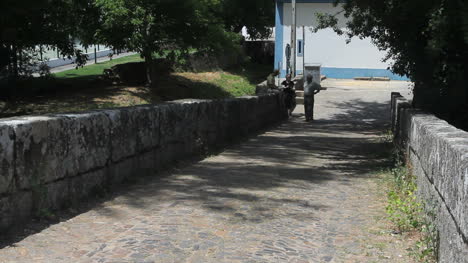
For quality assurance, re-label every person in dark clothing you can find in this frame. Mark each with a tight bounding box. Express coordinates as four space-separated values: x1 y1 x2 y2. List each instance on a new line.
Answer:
303 74 321 121
281 74 296 117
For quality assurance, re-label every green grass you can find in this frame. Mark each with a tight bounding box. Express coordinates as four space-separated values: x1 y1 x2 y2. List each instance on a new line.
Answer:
378 134 437 263
156 62 271 100
213 73 255 97
53 54 144 79
1 53 272 118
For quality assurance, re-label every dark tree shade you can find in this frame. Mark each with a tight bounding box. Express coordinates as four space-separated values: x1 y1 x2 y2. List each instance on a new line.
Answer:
316 0 468 128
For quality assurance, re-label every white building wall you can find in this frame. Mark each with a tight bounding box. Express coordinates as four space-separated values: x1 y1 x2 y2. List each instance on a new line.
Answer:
281 3 391 73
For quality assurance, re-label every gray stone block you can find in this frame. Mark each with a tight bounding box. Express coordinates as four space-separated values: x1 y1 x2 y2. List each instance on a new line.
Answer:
412 147 468 263
108 157 138 186
238 96 260 135
194 101 219 150
7 116 76 189
0 191 33 232
135 105 160 152
394 98 411 143
410 116 468 239
0 124 14 194
107 150 159 185
61 112 112 174
222 98 241 142
390 92 403 132
159 103 184 146
392 93 468 260
69 170 108 202
104 105 159 163
35 180 70 212
0 93 286 232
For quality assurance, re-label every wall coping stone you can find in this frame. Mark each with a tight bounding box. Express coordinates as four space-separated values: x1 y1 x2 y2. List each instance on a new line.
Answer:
391 92 468 261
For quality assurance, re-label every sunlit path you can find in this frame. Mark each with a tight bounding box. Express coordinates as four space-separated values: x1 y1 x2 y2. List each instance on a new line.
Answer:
0 80 413 263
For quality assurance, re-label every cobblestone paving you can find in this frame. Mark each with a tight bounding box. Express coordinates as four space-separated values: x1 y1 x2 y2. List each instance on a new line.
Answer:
0 80 414 262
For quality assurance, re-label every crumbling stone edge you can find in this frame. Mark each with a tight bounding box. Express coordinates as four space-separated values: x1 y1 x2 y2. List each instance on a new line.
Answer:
0 94 287 232
390 92 468 262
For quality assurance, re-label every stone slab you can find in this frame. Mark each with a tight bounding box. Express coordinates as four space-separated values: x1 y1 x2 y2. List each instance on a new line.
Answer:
61 112 112 174
394 93 468 261
0 191 33 232
0 94 286 232
104 106 159 163
69 170 108 203
0 124 14 194
7 116 76 189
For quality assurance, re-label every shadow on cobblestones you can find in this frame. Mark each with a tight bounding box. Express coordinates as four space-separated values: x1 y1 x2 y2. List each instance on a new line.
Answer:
0 94 404 262
82 99 393 223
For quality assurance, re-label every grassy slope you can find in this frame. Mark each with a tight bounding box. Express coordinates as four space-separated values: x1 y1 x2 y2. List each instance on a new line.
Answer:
53 54 144 79
0 55 271 118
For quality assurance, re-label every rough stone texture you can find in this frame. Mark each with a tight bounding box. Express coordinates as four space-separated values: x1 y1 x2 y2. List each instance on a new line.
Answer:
0 191 33 232
0 124 14 194
64 112 112 173
69 170 108 203
105 106 159 163
391 96 412 146
391 92 468 262
0 94 286 232
412 150 468 262
0 80 418 263
8 116 77 189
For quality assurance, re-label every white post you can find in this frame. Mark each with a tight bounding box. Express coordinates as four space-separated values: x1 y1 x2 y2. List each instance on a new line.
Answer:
302 26 305 75
291 0 296 77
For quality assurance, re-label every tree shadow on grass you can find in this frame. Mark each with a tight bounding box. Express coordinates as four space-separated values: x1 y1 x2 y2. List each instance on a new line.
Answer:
0 73 236 118
224 62 272 86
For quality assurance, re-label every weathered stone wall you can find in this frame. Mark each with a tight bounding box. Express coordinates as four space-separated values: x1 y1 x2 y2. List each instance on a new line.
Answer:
0 94 287 232
391 93 468 262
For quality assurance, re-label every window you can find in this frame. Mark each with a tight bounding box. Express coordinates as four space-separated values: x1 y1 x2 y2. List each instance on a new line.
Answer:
297 40 303 57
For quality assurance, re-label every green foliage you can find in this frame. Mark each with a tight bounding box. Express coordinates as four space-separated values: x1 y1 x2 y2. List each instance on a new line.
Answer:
413 223 438 263
384 163 438 262
379 134 437 262
218 0 275 39
0 0 96 79
54 54 143 79
317 0 468 129
386 165 423 231
94 0 245 85
1 0 275 84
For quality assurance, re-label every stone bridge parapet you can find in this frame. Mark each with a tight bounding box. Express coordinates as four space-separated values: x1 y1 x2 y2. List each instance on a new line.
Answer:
391 92 468 262
0 94 287 231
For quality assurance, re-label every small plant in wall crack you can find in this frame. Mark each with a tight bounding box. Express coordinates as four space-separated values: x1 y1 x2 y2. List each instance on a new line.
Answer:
412 222 438 263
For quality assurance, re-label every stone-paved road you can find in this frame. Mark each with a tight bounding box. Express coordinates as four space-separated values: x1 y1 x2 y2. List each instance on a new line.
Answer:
0 80 413 263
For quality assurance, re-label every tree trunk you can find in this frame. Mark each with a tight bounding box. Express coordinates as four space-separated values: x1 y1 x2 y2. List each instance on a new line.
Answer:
12 45 18 79
143 50 155 88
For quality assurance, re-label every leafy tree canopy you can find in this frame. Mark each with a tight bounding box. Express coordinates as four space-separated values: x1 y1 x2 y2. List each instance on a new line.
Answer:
218 0 275 39
1 0 275 86
0 0 97 79
316 0 468 126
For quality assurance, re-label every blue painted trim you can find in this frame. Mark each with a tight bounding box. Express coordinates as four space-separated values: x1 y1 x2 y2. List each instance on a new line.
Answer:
281 68 409 81
322 67 409 80
274 1 284 76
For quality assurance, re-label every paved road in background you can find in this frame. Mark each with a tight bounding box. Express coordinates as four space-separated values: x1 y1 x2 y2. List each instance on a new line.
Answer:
0 80 413 263
49 52 136 74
